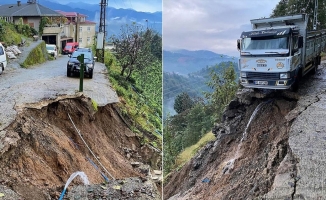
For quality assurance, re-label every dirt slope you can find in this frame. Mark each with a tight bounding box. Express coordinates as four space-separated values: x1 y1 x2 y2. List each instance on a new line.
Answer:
164 63 326 200
0 95 161 199
164 90 298 200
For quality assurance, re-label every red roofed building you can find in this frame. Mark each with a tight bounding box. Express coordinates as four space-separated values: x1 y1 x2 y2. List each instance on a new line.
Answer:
56 10 96 51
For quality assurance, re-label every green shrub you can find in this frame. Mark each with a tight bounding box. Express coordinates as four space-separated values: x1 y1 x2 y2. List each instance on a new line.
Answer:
21 41 47 68
115 86 127 97
91 99 98 112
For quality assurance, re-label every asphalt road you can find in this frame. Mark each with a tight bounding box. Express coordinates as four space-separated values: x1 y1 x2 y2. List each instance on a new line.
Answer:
0 55 119 132
264 61 326 199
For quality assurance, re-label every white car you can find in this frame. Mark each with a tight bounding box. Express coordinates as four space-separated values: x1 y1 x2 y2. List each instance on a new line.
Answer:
46 44 58 59
0 43 7 75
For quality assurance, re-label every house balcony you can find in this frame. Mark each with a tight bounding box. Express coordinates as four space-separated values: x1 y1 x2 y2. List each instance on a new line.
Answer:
43 24 63 34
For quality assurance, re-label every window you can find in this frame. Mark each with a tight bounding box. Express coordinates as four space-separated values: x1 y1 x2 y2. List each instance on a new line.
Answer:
79 26 82 32
87 27 90 31
242 36 288 50
79 38 82 43
87 37 90 42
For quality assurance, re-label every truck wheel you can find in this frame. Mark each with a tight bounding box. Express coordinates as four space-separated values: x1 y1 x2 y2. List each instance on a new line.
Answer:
311 58 318 75
0 66 2 75
291 70 301 92
89 70 93 79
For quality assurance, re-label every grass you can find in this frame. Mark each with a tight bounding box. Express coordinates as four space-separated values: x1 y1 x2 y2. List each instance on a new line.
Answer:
20 41 47 68
91 99 98 112
175 131 216 167
104 50 162 149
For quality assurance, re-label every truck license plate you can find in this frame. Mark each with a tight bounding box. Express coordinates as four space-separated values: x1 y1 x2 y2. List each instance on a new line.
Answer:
254 81 268 85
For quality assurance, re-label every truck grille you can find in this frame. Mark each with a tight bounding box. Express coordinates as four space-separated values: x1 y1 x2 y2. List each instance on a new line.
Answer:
247 72 279 80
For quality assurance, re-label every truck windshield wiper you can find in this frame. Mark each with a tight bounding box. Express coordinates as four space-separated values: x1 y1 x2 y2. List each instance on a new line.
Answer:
265 51 279 54
241 51 252 55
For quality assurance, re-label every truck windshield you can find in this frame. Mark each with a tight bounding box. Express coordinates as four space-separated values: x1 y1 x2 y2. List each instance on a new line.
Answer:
242 36 288 51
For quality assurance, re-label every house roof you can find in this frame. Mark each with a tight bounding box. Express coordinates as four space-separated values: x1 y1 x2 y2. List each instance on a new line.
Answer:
0 3 63 17
56 10 96 25
55 10 87 18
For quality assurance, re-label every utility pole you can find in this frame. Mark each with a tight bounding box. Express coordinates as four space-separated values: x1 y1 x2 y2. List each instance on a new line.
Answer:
313 0 318 30
96 0 107 63
75 13 80 42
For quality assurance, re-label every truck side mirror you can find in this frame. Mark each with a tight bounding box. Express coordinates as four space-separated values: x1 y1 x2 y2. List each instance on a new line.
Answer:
298 36 303 48
237 39 241 51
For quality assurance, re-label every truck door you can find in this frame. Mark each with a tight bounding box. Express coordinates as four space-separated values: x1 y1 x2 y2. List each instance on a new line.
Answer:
291 35 301 71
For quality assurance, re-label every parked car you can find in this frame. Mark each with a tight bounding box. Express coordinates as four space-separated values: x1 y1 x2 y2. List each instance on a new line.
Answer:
67 50 96 78
0 43 7 75
75 47 92 52
46 44 57 59
63 42 79 55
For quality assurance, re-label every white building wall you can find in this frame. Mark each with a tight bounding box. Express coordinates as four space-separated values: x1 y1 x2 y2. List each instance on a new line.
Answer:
78 24 96 48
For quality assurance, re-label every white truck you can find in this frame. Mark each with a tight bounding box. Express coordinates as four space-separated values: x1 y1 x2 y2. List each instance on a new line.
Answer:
237 14 326 90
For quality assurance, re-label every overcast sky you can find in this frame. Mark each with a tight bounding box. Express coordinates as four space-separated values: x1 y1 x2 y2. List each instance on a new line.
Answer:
51 0 162 13
163 0 280 57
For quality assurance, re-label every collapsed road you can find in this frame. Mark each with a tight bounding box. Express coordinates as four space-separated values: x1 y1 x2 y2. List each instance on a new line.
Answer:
0 54 119 131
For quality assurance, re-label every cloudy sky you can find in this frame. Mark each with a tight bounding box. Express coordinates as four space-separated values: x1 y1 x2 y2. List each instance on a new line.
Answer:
51 0 162 13
163 0 280 57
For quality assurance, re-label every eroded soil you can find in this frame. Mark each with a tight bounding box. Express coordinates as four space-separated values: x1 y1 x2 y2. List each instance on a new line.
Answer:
0 96 161 199
164 62 326 199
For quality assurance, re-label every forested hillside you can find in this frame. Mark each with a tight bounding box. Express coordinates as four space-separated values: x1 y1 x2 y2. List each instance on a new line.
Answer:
163 62 239 175
163 61 238 118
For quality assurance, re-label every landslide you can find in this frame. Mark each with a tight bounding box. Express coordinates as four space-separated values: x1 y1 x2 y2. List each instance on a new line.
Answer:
0 95 161 199
164 89 300 200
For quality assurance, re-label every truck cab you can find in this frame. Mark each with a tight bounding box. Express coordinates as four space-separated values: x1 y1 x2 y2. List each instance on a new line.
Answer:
237 14 325 90
238 27 302 89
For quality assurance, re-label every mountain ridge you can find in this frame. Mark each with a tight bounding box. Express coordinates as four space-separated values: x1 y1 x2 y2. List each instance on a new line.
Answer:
0 0 162 35
163 49 238 74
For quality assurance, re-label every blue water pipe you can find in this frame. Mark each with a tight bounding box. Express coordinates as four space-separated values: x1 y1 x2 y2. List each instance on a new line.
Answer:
58 188 66 200
87 157 110 182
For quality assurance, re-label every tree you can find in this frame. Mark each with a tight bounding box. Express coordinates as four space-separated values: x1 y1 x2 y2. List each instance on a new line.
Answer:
173 92 194 114
110 23 156 80
204 63 238 121
271 0 326 30
163 115 178 175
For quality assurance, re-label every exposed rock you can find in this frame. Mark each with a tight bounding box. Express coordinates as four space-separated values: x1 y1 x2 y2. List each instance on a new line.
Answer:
236 88 253 105
66 177 161 200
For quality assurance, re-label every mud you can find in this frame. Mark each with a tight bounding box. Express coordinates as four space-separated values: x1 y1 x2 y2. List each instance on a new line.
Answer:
0 96 162 199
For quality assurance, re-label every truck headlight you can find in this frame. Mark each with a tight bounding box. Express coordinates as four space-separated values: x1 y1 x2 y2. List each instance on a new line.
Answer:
240 72 247 78
86 63 93 68
280 73 290 79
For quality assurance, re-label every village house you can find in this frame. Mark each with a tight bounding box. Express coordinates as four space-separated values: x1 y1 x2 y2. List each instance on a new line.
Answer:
0 0 96 53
